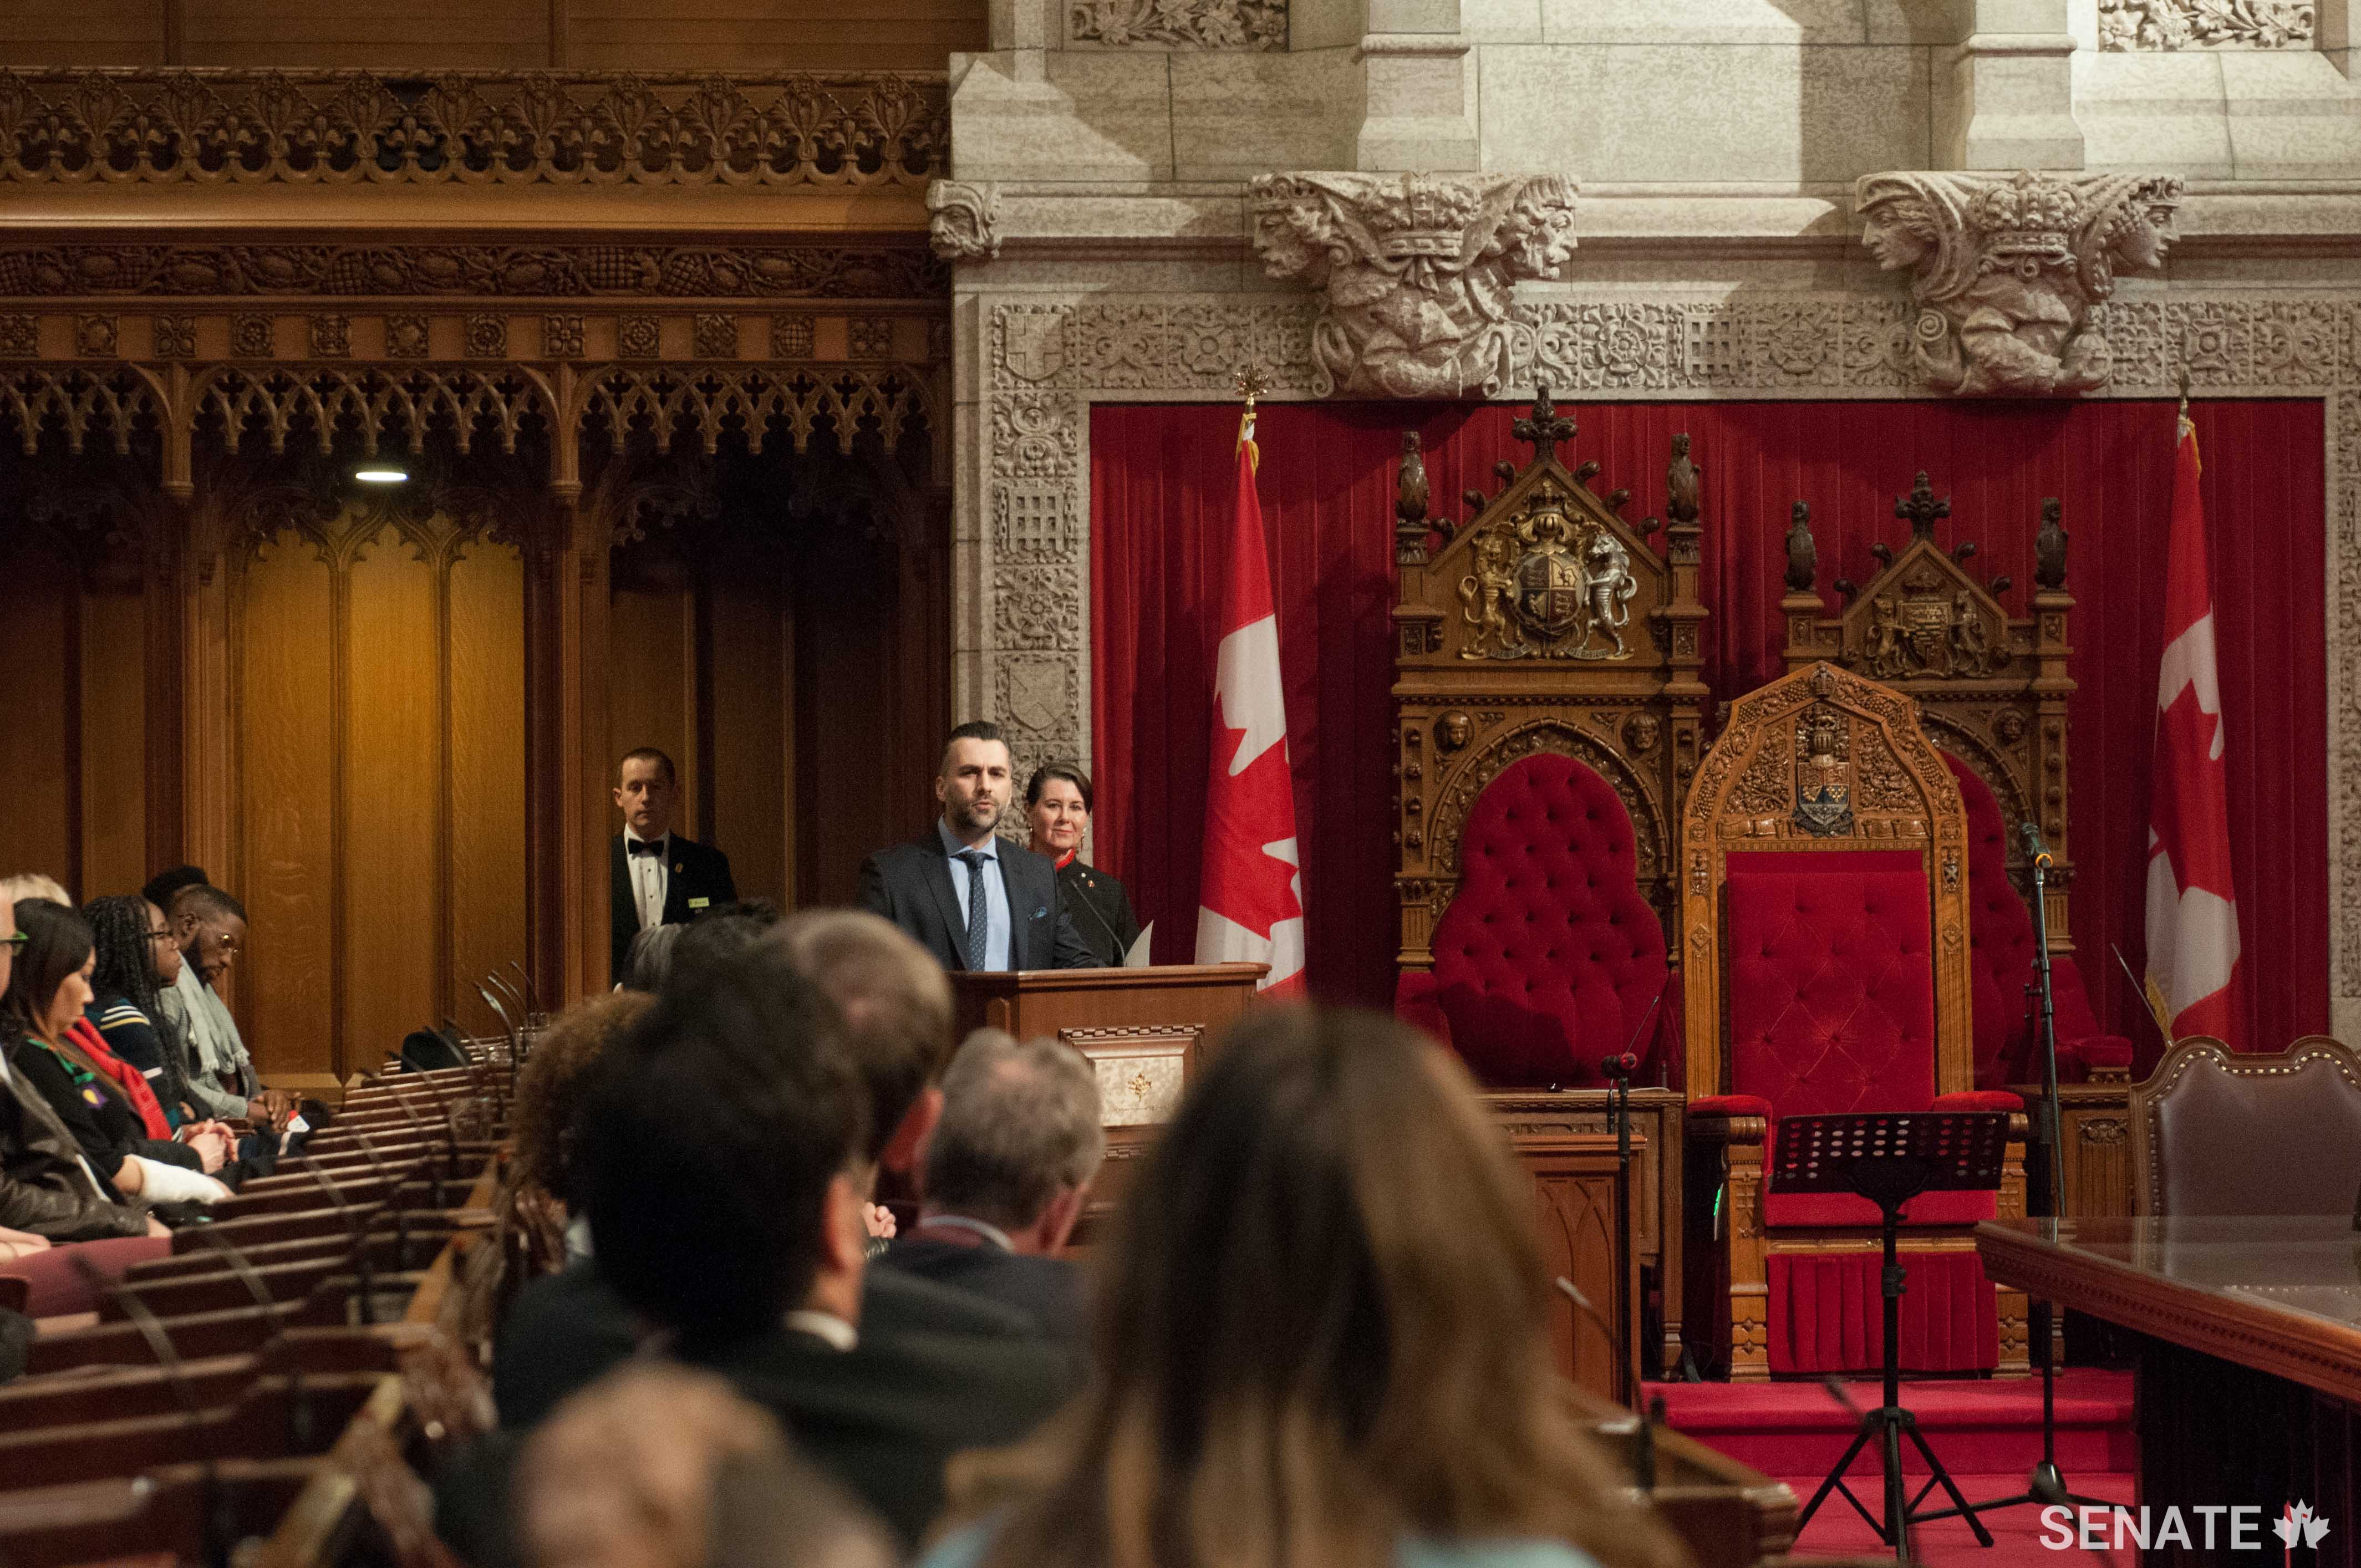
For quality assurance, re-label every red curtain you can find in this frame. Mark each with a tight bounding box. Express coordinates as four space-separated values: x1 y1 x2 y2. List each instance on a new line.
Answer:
1090 400 2328 1067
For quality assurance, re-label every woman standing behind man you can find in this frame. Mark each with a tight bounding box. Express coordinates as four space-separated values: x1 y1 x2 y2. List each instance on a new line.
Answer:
1024 765 1141 968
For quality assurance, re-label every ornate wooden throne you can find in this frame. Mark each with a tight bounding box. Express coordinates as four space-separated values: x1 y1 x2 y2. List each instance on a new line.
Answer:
1681 660 2029 1381
1778 474 2135 1223
1390 393 1709 1372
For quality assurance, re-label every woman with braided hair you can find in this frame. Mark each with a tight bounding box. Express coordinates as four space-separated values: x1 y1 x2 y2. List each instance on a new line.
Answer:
84 896 239 1178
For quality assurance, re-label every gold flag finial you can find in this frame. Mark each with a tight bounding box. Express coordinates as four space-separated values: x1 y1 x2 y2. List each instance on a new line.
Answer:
2175 364 2192 433
1236 365 1269 413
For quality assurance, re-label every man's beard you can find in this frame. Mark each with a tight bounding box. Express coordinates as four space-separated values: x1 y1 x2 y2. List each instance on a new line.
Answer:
950 795 1002 834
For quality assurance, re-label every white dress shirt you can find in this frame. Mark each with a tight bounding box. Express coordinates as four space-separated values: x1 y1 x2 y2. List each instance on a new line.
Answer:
625 830 670 931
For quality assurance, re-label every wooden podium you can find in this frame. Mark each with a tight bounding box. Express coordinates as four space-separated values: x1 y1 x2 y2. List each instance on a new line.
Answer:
950 963 1266 1233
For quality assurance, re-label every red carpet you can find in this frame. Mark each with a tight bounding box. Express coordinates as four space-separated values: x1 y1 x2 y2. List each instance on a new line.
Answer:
1645 1372 2136 1564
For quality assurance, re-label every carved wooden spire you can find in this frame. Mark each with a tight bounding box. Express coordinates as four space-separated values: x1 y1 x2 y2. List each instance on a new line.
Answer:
1512 388 1576 466
1895 471 1950 541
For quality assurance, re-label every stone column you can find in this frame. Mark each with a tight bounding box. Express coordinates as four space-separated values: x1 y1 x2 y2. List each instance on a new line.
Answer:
1938 0 2084 169
1357 0 1477 171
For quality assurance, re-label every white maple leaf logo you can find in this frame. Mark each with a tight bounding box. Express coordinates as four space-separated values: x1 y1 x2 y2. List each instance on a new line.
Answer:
2276 1501 2332 1550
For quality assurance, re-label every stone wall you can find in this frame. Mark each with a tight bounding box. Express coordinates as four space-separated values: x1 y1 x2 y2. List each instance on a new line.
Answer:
940 0 2361 1034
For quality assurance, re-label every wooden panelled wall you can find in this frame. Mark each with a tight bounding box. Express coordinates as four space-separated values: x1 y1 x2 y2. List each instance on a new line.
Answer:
3 0 985 70
0 437 948 1086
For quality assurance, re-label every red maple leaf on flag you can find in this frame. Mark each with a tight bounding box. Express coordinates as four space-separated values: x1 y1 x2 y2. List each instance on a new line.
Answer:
1200 717 1302 940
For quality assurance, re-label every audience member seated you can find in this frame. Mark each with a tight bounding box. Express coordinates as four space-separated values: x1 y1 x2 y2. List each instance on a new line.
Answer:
886 1028 1100 1353
85 894 242 1157
157 880 302 1160
0 897 164 1244
493 910 1054 1432
2 900 231 1209
669 907 781 990
922 1007 1683 1568
449 991 653 1361
586 943 1081 1544
0 873 70 906
515 1364 894 1568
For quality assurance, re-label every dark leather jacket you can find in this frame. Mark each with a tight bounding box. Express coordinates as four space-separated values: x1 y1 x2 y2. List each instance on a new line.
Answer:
0 1043 150 1240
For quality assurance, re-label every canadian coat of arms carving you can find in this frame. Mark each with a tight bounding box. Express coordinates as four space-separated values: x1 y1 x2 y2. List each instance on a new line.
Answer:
1793 707 1854 836
1457 479 1638 661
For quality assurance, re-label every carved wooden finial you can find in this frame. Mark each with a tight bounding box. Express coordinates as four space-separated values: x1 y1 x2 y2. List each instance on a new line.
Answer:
1664 433 1701 526
1895 472 1950 541
1512 388 1576 465
1784 501 1818 593
2034 497 2068 590
1395 430 1431 567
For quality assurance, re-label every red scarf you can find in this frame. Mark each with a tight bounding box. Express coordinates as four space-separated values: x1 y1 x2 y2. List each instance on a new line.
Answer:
1054 849 1077 871
68 1016 172 1141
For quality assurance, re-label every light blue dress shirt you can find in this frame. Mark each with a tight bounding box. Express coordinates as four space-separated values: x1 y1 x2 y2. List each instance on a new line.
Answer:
938 821 1012 970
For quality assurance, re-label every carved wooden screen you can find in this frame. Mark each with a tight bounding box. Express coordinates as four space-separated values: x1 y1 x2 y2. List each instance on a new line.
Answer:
1778 472 2075 941
1680 663 1976 1099
1390 394 1709 972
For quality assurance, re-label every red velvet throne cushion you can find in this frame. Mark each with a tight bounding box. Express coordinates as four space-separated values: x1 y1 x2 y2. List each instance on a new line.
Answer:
1402 753 1672 1087
1943 754 2134 1088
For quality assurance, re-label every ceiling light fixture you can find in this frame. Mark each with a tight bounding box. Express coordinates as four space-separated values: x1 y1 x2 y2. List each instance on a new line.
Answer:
352 466 409 485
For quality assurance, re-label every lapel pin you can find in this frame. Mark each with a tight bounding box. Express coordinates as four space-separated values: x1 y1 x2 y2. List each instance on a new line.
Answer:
674 863 683 874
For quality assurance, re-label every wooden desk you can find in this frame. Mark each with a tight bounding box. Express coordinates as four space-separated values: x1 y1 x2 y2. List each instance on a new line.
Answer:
1980 1215 2361 1563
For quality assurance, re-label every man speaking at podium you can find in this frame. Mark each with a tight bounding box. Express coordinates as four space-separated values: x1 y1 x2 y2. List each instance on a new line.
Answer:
858 721 1098 972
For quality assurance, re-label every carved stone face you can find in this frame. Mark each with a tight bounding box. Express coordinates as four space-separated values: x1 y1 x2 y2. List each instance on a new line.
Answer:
1623 713 1661 755
1860 201 1932 273
1437 711 1473 752
2115 200 2181 271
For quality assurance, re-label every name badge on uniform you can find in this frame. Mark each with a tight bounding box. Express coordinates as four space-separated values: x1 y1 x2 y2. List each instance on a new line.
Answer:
688 897 711 910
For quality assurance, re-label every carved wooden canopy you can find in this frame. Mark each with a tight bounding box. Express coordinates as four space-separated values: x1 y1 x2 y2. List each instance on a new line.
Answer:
1390 393 1709 970
1779 471 2075 929
1680 661 1976 1100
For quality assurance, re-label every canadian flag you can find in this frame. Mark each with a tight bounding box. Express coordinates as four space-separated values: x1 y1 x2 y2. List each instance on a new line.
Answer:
2144 407 2241 1046
1195 406 1306 994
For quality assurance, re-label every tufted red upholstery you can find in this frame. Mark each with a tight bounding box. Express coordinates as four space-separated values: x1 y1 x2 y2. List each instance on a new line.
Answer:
1727 851 1938 1118
1945 754 2135 1087
1407 754 1673 1087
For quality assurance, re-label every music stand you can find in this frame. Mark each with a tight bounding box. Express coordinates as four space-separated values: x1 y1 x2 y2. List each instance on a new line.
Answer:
1779 1111 2008 1559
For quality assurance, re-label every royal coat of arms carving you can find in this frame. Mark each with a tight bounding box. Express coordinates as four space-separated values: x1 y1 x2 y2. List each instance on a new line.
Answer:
1457 477 1640 660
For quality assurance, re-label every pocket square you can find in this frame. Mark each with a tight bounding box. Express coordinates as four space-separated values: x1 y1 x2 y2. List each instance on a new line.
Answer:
1032 907 1049 920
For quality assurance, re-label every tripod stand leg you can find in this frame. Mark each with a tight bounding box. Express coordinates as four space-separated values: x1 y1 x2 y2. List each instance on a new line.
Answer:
1799 1421 1882 1536
1905 1419 1997 1548
1883 1420 1910 1560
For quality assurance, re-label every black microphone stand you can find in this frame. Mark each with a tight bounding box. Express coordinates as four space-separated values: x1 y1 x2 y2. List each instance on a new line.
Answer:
1926 824 2106 1527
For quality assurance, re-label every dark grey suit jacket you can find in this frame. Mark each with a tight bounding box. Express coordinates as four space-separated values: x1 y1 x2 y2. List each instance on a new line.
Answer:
856 830 1097 971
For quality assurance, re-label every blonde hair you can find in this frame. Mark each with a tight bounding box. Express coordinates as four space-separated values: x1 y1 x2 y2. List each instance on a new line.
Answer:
0 874 70 907
968 1006 1685 1568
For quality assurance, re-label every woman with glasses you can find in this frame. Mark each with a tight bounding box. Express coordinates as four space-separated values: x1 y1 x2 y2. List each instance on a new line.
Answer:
2 900 231 1211
89 899 196 1121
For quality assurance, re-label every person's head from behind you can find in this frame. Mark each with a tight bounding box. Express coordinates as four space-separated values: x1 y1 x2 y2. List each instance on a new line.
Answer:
772 909 954 1175
668 913 772 994
515 991 655 1214
85 895 180 1014
982 1006 1676 1568
623 922 683 994
581 943 870 1345
0 873 69 907
922 1030 1103 1255
614 747 679 842
169 884 247 985
937 720 1012 844
517 1363 893 1568
2 900 94 1045
140 865 208 915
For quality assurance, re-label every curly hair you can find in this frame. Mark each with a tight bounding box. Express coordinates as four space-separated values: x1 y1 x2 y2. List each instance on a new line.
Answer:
512 991 655 1210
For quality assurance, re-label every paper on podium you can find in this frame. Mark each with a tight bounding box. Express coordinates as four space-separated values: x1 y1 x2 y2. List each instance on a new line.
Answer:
1123 923 1154 969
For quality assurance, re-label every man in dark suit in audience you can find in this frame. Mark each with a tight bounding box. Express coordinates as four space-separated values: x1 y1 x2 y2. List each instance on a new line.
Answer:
857 721 1097 973
498 944 1078 1550
609 746 736 982
886 1029 1098 1355
492 909 1052 1436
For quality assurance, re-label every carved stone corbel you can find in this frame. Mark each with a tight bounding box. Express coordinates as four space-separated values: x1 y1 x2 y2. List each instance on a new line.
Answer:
928 181 1004 262
1854 170 2184 398
1246 172 1578 399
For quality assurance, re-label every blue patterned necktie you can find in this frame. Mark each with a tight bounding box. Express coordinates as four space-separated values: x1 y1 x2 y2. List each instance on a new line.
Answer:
956 849 991 970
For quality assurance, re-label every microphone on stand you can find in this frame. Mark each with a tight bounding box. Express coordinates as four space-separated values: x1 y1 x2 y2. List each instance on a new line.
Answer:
2020 820 2055 869
1598 1051 1639 1081
1556 1277 1657 1492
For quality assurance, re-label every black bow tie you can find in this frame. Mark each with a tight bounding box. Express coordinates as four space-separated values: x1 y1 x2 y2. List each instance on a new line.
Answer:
627 838 664 857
